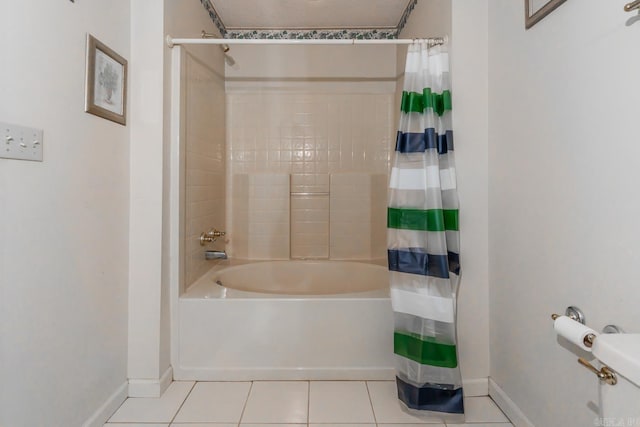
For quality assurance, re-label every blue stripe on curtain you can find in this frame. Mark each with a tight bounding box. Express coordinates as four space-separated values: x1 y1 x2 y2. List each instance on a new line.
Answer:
438 133 450 154
395 130 435 153
388 248 449 279
396 376 464 414
444 130 454 151
395 129 454 154
448 252 460 275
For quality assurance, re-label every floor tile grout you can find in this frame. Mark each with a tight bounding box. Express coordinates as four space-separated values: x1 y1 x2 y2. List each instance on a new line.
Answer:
108 380 515 427
168 380 197 425
306 380 311 425
237 380 254 425
365 380 379 425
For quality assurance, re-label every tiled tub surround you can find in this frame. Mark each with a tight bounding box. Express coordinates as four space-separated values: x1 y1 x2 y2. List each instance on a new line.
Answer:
231 172 387 260
223 44 396 261
231 174 291 259
226 93 394 175
226 92 395 260
291 173 330 259
184 50 226 288
330 173 388 260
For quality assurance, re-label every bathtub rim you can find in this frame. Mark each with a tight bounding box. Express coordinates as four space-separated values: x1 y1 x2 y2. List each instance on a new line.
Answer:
183 258 390 300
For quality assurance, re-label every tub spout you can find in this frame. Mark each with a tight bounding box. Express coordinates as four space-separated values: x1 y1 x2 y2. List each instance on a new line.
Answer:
205 250 227 260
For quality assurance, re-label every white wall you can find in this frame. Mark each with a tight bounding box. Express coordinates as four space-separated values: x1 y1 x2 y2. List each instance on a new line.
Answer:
488 1 640 425
0 1 130 426
450 0 491 392
128 0 167 394
127 0 224 396
400 0 491 392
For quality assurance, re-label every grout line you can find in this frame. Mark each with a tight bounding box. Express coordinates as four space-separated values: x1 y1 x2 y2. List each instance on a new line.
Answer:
168 380 197 425
365 380 378 426
153 380 516 427
238 380 254 425
307 380 311 426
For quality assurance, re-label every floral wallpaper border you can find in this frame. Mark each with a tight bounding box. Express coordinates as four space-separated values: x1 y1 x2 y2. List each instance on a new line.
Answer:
397 0 418 35
199 0 418 40
199 0 227 36
225 29 398 40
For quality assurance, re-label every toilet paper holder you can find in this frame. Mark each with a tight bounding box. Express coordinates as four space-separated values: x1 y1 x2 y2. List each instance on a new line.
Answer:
551 305 618 385
551 306 625 348
551 306 596 348
551 305 586 324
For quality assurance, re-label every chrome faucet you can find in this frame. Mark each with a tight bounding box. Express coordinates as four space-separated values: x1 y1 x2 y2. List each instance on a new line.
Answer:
200 228 226 246
205 250 227 260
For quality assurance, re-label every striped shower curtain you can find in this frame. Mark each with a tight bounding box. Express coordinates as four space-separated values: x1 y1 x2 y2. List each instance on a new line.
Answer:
387 42 463 419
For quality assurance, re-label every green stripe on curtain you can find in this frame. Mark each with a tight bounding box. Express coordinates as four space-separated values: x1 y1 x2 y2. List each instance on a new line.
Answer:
401 91 424 113
401 90 452 116
388 208 459 232
394 332 458 368
443 209 459 231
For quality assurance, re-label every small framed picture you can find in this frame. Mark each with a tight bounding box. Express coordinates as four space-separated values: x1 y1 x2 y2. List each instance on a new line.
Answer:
525 0 567 29
85 34 127 125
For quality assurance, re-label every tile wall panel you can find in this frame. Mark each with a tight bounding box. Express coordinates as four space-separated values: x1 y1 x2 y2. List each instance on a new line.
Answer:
243 174 290 260
291 173 330 194
329 173 372 259
227 91 394 260
228 93 393 176
184 52 226 288
290 174 330 259
290 194 330 259
230 174 250 259
370 174 389 261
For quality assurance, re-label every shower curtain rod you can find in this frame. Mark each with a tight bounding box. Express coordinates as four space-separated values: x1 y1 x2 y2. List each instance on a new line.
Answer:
166 35 447 48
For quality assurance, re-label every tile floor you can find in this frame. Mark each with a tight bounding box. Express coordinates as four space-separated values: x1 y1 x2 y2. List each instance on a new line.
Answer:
106 381 513 427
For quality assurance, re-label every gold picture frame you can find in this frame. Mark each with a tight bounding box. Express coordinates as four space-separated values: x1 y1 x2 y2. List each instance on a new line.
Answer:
84 34 128 125
525 0 568 29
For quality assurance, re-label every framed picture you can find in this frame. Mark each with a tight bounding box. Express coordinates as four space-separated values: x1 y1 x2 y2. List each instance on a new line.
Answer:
85 34 127 125
525 0 567 29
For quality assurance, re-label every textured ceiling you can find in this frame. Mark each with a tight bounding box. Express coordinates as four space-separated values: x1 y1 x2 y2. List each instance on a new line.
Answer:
200 0 417 38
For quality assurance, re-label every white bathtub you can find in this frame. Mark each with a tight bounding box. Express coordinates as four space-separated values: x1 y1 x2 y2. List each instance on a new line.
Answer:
174 260 396 381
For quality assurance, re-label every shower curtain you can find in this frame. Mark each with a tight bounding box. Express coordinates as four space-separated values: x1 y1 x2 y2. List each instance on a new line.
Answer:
388 41 463 419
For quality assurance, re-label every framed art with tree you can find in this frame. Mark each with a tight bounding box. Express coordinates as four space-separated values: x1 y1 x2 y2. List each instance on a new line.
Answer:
84 34 127 125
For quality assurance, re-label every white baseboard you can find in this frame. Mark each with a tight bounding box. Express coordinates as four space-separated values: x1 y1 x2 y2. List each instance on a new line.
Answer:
82 381 128 427
489 378 535 427
174 365 487 398
463 377 488 397
172 366 396 381
128 366 173 398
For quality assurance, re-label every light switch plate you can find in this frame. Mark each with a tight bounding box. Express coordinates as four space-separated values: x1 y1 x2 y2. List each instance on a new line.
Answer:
0 122 44 162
